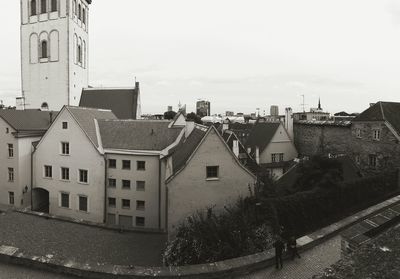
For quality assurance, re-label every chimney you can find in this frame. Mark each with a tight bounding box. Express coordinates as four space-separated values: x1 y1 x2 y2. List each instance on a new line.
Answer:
185 120 195 137
369 103 375 107
255 146 260 164
285 107 294 140
49 111 53 124
233 140 239 158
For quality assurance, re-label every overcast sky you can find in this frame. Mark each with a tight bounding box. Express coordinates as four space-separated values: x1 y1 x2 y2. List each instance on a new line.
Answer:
1 0 400 115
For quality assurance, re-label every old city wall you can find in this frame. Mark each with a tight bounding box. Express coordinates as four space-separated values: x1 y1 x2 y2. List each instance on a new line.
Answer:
294 123 352 157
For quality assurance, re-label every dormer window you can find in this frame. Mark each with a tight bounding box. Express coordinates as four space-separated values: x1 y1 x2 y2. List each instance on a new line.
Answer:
373 129 381 141
51 0 57 12
40 40 48 58
31 0 37 15
40 0 47 14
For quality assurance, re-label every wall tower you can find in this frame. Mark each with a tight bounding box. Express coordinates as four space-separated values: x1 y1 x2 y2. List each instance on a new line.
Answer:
20 0 91 110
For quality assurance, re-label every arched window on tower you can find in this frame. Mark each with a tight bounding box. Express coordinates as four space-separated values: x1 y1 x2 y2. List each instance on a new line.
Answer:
82 8 86 24
41 40 48 58
77 45 82 64
31 0 37 15
73 0 76 15
51 0 57 12
78 4 81 20
40 0 47 14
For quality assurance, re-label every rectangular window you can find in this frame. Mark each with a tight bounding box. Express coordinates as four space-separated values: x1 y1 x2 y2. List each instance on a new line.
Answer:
78 169 88 183
9 192 14 205
31 0 37 15
137 161 146 171
356 128 362 138
61 142 70 155
8 168 14 182
108 159 116 168
206 166 219 179
44 165 52 178
122 180 131 189
136 181 145 191
279 153 284 162
79 196 88 212
61 167 70 180
8 144 14 158
6 128 9 134
368 155 377 168
108 197 116 207
272 153 277 163
61 193 69 208
62 122 68 129
108 178 116 187
122 199 130 209
136 200 145 211
40 0 47 14
51 0 57 12
122 160 131 170
136 217 145 227
373 129 381 141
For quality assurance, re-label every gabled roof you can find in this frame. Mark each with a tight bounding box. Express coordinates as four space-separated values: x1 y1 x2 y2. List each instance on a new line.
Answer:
0 109 56 132
353 102 400 135
98 120 183 151
79 86 140 119
67 107 117 148
246 122 280 153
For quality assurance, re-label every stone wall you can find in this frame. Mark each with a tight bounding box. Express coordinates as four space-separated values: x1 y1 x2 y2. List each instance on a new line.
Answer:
293 122 352 157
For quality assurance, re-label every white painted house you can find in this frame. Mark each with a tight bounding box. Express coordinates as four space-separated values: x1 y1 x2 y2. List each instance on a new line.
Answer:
20 0 91 110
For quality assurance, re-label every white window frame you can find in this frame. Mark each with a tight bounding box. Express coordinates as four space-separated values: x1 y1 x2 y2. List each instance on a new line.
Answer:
60 192 70 209
78 195 89 212
372 129 381 141
9 192 15 205
43 165 52 179
60 167 70 181
7 144 14 158
61 142 70 155
78 169 89 184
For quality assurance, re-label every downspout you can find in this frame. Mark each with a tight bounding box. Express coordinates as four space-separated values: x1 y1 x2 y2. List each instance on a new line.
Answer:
103 155 107 224
158 159 162 230
30 145 34 210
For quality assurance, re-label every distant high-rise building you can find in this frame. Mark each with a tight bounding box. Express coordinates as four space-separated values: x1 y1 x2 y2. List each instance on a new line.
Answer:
270 105 279 116
167 106 173 112
225 111 235 117
196 100 211 117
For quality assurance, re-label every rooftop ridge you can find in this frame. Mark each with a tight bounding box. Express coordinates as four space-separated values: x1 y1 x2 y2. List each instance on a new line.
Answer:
83 87 135 91
68 106 113 113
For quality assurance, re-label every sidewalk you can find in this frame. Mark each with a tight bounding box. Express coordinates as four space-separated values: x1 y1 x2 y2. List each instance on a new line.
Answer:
238 236 341 279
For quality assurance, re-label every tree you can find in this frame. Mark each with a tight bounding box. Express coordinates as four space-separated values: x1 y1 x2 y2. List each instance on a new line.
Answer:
186 112 203 124
164 110 177 120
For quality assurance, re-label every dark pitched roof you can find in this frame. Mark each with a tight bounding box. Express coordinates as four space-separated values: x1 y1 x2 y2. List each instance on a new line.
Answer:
67 107 117 148
98 120 183 151
79 86 140 119
246 122 280 152
0 109 56 132
353 102 400 135
169 125 208 174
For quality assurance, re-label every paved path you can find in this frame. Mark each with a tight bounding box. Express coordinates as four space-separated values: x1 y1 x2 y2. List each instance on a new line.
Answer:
0 211 166 267
238 236 341 279
0 262 81 279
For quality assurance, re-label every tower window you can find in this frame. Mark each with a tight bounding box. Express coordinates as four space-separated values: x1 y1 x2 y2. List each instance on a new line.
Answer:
77 45 82 63
51 0 57 12
82 8 86 24
78 4 81 20
31 0 37 15
40 40 48 58
40 0 47 14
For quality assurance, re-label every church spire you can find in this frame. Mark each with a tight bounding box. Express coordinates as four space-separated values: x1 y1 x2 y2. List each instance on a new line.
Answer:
318 97 322 110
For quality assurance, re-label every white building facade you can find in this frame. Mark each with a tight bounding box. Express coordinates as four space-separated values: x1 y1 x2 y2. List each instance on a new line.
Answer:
20 0 91 111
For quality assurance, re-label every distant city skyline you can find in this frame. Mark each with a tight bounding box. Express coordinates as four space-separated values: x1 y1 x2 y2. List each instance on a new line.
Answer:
1 0 400 115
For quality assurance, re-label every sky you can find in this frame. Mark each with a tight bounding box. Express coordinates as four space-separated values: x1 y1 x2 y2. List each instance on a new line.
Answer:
1 0 400 115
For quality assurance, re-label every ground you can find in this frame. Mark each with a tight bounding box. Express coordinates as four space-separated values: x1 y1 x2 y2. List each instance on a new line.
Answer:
239 236 342 279
0 262 80 279
0 211 166 267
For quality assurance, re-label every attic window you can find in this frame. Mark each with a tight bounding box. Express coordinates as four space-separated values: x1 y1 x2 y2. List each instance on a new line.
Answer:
62 122 68 129
206 166 219 179
373 129 381 141
6 128 9 134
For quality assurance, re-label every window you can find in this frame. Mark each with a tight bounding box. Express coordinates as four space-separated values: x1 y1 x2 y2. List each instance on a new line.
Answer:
122 180 131 189
61 192 69 208
31 0 37 15
137 161 146 171
77 45 82 63
108 178 116 187
9 192 14 205
368 155 377 168
40 40 48 58
279 153 284 162
61 142 70 155
272 154 277 162
79 169 88 183
108 159 116 168
6 128 9 134
8 144 14 158
62 122 68 129
61 167 69 180
51 0 57 12
271 153 284 162
355 155 360 165
44 165 52 178
356 128 361 138
73 0 76 15
136 200 145 211
40 0 47 14
136 217 145 227
373 129 381 141
79 196 88 212
136 181 145 191
206 166 219 179
122 199 130 209
122 160 131 170
108 197 116 207
82 8 86 24
8 168 14 182
78 4 81 20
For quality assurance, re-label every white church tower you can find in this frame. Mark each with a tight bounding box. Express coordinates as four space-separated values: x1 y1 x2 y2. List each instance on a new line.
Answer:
20 0 91 111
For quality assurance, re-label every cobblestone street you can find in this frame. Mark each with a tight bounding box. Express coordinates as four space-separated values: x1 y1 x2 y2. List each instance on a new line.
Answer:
0 262 81 279
238 236 342 279
0 211 166 267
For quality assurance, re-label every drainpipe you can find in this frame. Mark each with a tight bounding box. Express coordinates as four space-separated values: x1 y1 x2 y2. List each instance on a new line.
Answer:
158 159 162 230
103 155 107 224
30 145 34 210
